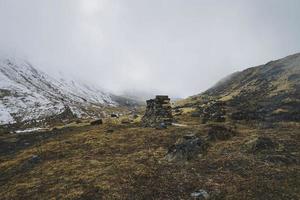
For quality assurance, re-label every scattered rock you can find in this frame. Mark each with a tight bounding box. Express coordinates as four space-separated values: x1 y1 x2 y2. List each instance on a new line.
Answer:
174 108 182 116
51 105 77 123
111 114 119 118
133 114 139 119
121 118 133 124
75 119 82 124
244 136 277 153
165 136 209 161
174 112 182 116
28 155 41 164
174 108 181 113
231 110 263 121
251 136 277 152
198 101 226 123
156 122 167 130
207 125 237 141
183 133 197 140
191 111 201 117
191 189 210 199
90 119 103 126
106 128 114 133
264 155 298 165
77 187 104 200
141 95 173 127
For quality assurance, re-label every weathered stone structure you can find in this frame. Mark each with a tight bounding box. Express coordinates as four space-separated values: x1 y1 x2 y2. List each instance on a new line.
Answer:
141 95 173 127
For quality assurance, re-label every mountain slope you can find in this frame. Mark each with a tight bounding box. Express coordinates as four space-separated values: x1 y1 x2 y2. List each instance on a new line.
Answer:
205 53 300 99
182 53 300 121
0 57 136 125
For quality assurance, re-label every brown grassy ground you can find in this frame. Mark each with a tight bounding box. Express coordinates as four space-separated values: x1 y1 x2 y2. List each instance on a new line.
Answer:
0 114 299 199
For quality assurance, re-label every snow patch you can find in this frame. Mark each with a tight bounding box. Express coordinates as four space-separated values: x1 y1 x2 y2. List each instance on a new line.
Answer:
15 127 46 133
0 103 15 124
0 57 120 125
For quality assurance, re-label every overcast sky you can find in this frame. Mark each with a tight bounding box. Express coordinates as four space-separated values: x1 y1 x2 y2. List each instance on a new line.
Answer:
0 0 300 97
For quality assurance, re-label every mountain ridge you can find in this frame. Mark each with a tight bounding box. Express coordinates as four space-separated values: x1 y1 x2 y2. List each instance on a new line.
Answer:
178 52 300 122
0 57 138 126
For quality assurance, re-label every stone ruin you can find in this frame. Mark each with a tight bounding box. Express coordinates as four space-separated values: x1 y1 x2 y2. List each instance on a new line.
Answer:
141 95 173 127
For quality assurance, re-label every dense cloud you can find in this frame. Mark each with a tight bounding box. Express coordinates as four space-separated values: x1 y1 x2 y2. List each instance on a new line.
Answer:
0 0 299 97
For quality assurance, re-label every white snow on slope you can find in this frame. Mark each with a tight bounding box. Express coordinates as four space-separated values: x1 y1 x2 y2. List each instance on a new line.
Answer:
0 103 15 124
0 57 117 125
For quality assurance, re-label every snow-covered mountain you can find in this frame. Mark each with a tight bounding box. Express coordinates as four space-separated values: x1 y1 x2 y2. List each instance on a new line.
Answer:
0 57 135 125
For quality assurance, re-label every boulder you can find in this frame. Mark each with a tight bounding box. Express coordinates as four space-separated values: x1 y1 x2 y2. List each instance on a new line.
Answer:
191 111 201 117
75 119 82 124
264 154 298 165
155 122 167 130
251 136 277 152
111 114 119 118
244 136 278 153
191 189 210 200
165 136 209 161
174 108 181 113
198 101 226 123
90 119 103 126
121 118 133 124
133 114 139 119
207 125 237 141
29 155 41 164
106 128 114 133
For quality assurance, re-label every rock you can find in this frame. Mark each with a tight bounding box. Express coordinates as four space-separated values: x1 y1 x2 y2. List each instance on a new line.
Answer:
231 110 263 121
183 133 197 140
174 108 181 113
29 155 41 164
141 95 173 127
106 128 114 133
133 114 139 119
191 111 201 117
264 155 298 165
198 101 226 123
207 125 237 141
156 122 167 129
75 119 82 124
191 189 210 199
111 113 119 118
77 187 104 199
90 119 103 126
121 118 133 124
174 112 182 116
165 136 209 161
244 136 277 153
251 136 277 152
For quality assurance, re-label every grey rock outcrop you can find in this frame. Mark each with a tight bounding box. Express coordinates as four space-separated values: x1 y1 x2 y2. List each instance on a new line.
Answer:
165 136 209 161
90 119 103 125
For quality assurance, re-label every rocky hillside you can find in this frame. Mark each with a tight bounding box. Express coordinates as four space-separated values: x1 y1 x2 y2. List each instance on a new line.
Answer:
0 57 138 126
181 53 300 122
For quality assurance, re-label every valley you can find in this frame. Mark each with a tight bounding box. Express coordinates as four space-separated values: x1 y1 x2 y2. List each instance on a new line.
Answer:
0 53 299 199
0 112 299 199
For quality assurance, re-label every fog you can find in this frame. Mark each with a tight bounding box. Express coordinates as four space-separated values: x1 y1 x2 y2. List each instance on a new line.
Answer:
0 0 300 97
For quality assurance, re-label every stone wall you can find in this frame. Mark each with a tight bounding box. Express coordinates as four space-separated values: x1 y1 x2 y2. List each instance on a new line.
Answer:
141 95 173 127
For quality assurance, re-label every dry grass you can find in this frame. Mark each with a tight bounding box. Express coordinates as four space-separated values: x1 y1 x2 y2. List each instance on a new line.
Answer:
0 114 299 199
